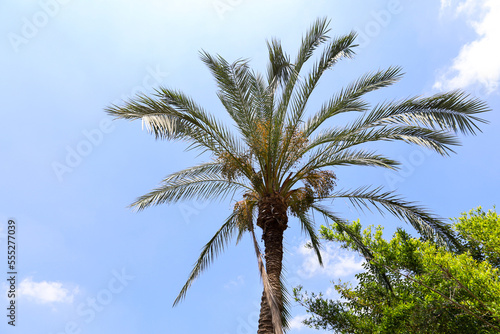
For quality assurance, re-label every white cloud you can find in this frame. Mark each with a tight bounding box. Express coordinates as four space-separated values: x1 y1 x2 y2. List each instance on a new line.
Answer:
296 242 364 279
434 0 500 94
289 314 309 331
441 0 452 9
18 277 78 304
325 286 337 298
224 275 245 289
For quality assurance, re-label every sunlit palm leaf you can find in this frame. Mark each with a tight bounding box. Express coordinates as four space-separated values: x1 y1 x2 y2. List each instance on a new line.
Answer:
276 32 358 175
285 150 398 193
324 186 459 248
266 38 294 92
295 210 323 265
359 91 489 135
159 88 245 153
199 51 261 144
173 212 239 306
307 125 460 156
302 66 404 136
130 175 249 211
107 88 246 161
284 31 359 130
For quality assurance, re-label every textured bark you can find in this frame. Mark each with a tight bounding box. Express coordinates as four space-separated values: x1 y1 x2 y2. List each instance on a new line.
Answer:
257 193 288 334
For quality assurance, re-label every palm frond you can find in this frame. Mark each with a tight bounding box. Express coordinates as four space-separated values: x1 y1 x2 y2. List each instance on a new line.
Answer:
306 125 460 156
313 147 400 170
173 211 239 306
294 17 331 68
269 20 347 181
280 275 292 331
269 16 332 127
199 51 261 144
296 148 397 183
325 186 459 248
130 174 249 211
269 15 332 119
283 149 398 194
106 93 198 141
359 91 489 135
285 30 359 130
159 88 246 153
303 66 404 136
157 161 225 182
295 210 323 265
250 71 274 121
276 32 358 171
266 38 294 92
106 88 245 158
312 204 393 292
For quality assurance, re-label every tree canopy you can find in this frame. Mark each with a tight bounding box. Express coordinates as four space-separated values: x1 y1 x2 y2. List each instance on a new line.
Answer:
294 207 500 333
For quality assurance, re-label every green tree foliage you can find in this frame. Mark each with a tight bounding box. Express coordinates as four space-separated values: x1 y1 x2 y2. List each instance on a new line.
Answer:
294 208 500 333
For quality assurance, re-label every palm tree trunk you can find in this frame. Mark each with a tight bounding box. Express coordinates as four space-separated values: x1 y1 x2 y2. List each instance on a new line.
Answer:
257 194 288 334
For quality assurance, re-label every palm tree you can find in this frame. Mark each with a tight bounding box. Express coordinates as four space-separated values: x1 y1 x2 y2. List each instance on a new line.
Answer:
105 18 488 334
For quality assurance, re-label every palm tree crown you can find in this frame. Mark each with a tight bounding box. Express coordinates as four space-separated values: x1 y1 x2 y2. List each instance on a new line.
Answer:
106 18 489 334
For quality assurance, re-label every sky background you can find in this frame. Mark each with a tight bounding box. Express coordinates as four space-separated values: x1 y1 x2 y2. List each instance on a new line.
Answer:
1 0 499 333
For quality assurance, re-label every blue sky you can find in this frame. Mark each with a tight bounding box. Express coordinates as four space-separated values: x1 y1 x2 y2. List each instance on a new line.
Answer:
1 0 499 333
